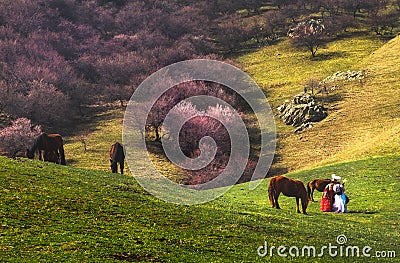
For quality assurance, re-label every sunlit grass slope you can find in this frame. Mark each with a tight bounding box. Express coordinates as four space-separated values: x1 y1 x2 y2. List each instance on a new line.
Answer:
236 34 386 106
237 33 400 172
64 109 124 172
64 107 187 182
0 156 398 262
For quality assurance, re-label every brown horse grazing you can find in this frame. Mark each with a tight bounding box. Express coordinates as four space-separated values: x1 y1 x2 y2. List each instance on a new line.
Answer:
268 175 309 214
307 179 339 201
26 133 66 165
110 142 125 174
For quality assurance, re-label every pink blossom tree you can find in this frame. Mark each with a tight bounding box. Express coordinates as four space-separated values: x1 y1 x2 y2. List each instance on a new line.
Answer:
0 118 42 158
162 101 247 185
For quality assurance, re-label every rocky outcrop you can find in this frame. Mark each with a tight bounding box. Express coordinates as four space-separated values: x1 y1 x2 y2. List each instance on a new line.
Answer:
321 70 365 83
277 93 327 132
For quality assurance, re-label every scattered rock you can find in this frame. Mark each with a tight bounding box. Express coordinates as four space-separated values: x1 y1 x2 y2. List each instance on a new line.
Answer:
277 93 327 132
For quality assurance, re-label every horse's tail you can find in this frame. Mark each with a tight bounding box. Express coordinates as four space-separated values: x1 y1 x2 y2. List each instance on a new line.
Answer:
306 181 312 200
27 133 42 159
268 177 276 207
59 138 66 165
300 183 309 213
110 144 115 161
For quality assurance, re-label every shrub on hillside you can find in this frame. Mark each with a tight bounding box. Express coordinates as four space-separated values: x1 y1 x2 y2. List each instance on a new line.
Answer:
2 80 71 125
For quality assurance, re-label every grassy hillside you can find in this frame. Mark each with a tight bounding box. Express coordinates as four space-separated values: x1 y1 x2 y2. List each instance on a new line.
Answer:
0 155 399 262
237 33 400 173
64 108 125 172
236 33 387 106
1 30 398 263
303 35 400 168
62 33 399 178
64 107 188 183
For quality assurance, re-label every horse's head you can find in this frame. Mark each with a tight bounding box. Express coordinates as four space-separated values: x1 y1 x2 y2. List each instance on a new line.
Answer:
26 148 35 159
301 185 310 214
110 161 118 173
304 195 309 207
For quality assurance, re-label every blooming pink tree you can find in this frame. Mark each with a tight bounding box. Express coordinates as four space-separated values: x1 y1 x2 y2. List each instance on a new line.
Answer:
0 118 42 158
162 101 244 185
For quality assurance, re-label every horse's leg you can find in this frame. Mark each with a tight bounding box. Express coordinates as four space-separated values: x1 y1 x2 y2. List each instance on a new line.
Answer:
111 161 117 173
56 151 61 164
274 192 281 209
296 197 301 213
120 161 124 175
311 187 315 202
59 144 66 165
268 185 275 208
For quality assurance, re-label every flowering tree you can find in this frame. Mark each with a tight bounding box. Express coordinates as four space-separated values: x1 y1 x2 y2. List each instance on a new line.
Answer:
129 80 239 142
0 0 215 126
0 118 42 158
162 101 244 185
288 19 326 57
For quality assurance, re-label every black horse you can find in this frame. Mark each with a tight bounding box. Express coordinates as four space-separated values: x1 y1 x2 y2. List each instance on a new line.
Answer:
307 179 340 201
110 142 125 174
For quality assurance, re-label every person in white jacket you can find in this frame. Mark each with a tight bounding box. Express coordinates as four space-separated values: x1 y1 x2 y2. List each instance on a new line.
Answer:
331 174 348 213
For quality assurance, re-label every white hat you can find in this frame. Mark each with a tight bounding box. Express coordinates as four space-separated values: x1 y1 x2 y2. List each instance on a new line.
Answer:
332 174 341 181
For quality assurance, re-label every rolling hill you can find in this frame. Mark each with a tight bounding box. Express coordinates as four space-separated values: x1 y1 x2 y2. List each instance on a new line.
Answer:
64 33 400 176
238 33 400 173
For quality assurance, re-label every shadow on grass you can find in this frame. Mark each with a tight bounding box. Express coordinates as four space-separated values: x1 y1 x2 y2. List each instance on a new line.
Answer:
267 166 289 177
311 51 346 61
222 39 284 59
347 210 377 214
65 159 79 165
61 104 126 138
317 93 344 105
333 29 371 41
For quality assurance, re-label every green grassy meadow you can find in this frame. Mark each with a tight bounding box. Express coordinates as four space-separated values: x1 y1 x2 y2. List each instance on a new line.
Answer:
1 155 399 262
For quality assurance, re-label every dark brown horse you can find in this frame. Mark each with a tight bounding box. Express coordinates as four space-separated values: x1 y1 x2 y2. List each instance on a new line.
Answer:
110 142 125 174
307 179 339 201
268 175 309 214
26 133 66 165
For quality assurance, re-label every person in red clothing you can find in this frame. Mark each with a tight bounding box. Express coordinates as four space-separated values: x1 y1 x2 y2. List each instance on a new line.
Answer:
320 183 335 212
